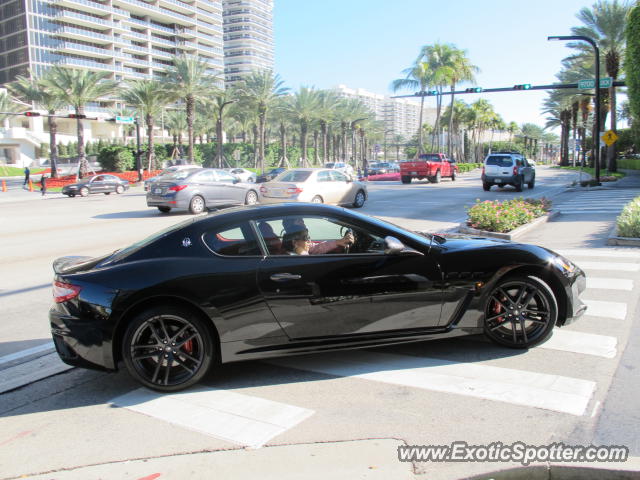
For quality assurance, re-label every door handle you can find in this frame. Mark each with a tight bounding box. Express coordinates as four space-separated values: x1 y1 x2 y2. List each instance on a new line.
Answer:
270 273 302 282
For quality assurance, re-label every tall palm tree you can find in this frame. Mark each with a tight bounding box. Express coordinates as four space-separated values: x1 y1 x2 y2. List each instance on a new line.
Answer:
569 0 632 171
206 89 236 168
316 90 339 164
42 67 118 177
122 79 172 172
165 110 188 159
390 61 433 155
165 55 221 163
238 70 289 172
284 87 321 167
10 72 65 178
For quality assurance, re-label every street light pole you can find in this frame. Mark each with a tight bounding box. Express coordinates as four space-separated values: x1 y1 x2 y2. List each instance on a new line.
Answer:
215 100 236 169
548 35 601 184
135 117 142 182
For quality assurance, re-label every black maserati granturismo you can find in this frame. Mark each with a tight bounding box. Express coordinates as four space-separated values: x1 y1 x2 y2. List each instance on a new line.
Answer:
49 203 587 392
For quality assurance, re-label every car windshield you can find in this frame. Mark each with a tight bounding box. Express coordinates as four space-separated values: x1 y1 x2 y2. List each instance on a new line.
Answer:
418 154 441 161
164 169 199 180
324 163 335 168
276 170 312 182
486 156 514 167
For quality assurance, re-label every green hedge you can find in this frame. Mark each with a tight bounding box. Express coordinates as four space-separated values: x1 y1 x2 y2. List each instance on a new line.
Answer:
618 158 640 170
617 196 640 238
97 145 135 172
457 163 482 173
626 3 640 129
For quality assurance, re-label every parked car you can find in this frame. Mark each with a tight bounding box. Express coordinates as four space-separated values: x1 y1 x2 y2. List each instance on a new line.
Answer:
256 167 286 183
49 203 587 391
226 167 257 183
259 168 367 208
482 152 535 191
325 161 355 177
146 168 260 214
400 153 457 184
144 164 202 191
367 162 398 175
62 174 130 197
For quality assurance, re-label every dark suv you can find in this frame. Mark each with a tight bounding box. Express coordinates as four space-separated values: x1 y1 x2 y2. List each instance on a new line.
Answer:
482 153 535 192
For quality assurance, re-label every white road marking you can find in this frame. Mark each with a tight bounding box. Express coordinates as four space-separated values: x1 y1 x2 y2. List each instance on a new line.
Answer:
0 352 73 394
583 299 627 320
0 341 54 367
269 351 595 416
110 387 314 448
556 249 640 259
586 277 634 291
560 210 624 214
542 330 617 358
577 262 639 272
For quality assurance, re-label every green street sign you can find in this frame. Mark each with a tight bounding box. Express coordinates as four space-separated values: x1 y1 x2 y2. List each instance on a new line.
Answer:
578 77 613 89
115 116 135 124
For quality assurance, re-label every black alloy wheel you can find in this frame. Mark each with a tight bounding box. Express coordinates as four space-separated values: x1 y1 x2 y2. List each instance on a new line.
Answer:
483 276 557 349
123 306 215 392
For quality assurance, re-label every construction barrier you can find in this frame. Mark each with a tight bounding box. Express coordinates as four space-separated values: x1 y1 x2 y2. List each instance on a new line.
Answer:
28 180 34 192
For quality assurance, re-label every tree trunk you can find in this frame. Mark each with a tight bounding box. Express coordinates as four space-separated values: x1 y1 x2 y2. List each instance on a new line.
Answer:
320 121 328 165
48 112 58 179
279 122 288 167
258 111 266 172
76 105 88 179
252 124 259 169
300 122 308 167
313 130 319 166
186 94 195 163
417 96 425 156
607 83 617 172
216 117 224 168
341 122 347 162
448 84 456 157
146 114 155 171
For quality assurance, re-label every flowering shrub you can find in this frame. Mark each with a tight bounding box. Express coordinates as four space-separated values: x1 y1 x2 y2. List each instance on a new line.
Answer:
457 163 482 173
466 197 552 233
40 169 161 188
617 196 640 238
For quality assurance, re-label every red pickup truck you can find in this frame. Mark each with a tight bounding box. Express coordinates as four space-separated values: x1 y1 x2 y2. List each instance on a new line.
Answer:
400 153 457 184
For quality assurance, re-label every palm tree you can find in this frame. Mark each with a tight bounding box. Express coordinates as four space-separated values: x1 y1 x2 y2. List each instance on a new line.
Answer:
9 72 65 178
206 90 237 168
165 110 188 158
122 80 172 172
165 55 221 164
569 0 632 171
237 70 289 172
317 90 339 164
390 61 433 155
284 87 321 167
42 67 118 177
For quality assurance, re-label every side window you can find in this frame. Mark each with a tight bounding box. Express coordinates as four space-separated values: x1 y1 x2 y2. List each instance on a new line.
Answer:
331 171 348 182
202 223 260 256
216 171 237 183
194 170 215 183
93 176 104 182
317 171 331 182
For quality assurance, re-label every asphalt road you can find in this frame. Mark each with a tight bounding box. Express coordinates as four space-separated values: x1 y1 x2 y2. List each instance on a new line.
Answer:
1 166 639 480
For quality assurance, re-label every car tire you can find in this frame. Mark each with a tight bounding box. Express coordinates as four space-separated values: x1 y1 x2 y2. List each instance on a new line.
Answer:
482 182 492 191
434 170 441 183
483 275 557 349
80 187 89 197
122 305 215 392
401 176 411 184
116 185 125 194
515 176 523 192
104 192 111 195
451 170 456 181
189 195 206 215
245 190 258 205
311 195 323 204
157 206 171 213
352 190 366 208
528 176 535 189
68 194 75 198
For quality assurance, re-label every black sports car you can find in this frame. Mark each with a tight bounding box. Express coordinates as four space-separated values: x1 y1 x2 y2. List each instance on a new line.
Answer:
49 204 587 392
62 174 130 197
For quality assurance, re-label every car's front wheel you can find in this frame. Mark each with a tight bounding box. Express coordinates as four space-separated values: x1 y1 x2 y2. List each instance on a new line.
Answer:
189 195 206 214
116 185 125 194
245 190 258 205
80 187 89 197
483 275 557 349
122 305 215 392
352 190 366 208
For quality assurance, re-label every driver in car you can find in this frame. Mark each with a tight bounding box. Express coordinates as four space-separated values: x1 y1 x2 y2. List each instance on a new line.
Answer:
282 223 354 255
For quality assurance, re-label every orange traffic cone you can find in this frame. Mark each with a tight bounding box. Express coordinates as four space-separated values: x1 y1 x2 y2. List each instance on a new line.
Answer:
28 180 34 192
1 180 6 192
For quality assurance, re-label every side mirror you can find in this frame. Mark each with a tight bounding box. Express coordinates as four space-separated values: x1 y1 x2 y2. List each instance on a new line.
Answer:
384 236 423 255
233 178 240 184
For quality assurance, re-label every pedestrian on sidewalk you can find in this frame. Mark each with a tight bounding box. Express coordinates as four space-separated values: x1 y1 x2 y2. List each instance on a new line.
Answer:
23 166 30 187
40 174 47 196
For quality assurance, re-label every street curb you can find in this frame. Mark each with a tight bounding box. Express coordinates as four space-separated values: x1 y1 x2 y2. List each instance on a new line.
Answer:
607 225 640 247
457 211 560 241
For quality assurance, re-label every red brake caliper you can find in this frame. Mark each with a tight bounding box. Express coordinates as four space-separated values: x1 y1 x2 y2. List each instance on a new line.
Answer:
493 295 506 323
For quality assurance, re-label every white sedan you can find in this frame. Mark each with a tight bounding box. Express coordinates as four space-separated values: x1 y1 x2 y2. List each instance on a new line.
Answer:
259 168 367 208
227 168 257 183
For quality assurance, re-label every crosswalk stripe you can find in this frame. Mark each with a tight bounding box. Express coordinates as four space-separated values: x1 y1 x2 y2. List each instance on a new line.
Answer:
556 249 640 259
586 278 634 291
110 387 314 448
541 330 617 358
583 299 627 320
560 210 623 214
269 351 595 416
577 261 639 272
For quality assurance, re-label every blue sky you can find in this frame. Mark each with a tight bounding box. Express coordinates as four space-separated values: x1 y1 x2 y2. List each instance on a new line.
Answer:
274 0 599 129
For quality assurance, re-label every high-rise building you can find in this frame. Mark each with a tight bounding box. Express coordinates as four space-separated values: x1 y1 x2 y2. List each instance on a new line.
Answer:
222 0 274 85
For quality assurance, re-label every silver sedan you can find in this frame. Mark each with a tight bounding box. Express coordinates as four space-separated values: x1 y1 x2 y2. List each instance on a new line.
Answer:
258 168 367 208
146 168 260 214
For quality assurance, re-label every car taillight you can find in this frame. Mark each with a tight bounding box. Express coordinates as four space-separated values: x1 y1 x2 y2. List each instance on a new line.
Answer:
53 281 81 303
513 166 518 175
482 166 485 175
286 187 303 195
168 185 188 192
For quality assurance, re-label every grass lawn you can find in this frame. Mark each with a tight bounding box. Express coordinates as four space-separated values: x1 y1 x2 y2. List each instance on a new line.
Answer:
553 165 626 179
0 166 45 176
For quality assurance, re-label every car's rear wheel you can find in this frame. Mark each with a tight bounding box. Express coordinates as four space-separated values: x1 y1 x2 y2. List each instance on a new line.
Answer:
68 194 75 198
352 190 366 208
451 170 456 181
483 275 557 349
245 190 258 205
401 176 411 184
116 185 125 194
311 195 323 203
434 170 441 183
104 192 111 195
515 176 524 192
528 176 535 189
189 195 205 214
80 187 89 197
122 306 215 392
157 206 171 213
482 182 492 191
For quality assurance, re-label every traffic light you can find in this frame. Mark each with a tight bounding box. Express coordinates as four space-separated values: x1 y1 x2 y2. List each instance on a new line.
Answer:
513 84 532 90
465 87 483 93
68 113 87 119
24 112 41 117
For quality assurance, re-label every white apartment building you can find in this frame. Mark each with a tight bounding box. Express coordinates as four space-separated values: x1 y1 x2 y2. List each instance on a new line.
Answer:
222 0 274 85
334 84 436 142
